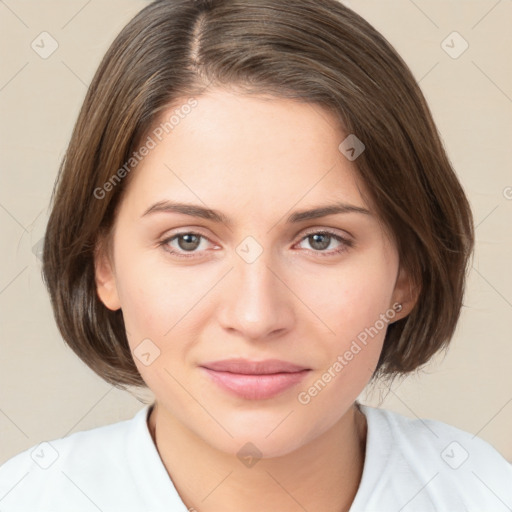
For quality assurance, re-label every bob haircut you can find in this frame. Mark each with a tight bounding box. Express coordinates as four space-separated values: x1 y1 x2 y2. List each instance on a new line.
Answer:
42 0 474 391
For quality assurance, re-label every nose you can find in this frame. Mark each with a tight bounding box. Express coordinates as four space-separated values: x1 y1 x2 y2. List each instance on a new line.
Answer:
217 253 295 341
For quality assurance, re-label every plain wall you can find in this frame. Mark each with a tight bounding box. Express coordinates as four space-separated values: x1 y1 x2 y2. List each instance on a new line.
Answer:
0 0 511 465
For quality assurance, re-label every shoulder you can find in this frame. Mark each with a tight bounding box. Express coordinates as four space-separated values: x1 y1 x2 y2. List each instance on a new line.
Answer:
356 404 512 511
0 405 151 512
363 404 511 467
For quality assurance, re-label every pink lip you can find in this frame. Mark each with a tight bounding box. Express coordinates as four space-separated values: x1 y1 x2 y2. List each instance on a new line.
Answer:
200 358 311 400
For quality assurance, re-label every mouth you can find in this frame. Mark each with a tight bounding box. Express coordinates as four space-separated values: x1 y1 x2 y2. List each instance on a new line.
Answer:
199 358 311 400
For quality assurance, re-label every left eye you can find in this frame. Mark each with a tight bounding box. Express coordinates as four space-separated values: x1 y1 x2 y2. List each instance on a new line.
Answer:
160 230 352 259
296 231 352 256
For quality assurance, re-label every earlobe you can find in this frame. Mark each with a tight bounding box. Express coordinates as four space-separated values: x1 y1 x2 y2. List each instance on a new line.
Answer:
390 265 420 321
94 238 121 311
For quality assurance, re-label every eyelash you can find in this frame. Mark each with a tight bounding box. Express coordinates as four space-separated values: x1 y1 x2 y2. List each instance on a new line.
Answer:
158 229 354 259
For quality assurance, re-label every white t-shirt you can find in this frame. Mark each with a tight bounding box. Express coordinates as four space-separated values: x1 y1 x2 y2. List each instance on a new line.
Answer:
1 403 511 511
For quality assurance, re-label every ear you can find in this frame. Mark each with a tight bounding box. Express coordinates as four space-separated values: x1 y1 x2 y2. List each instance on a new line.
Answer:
94 234 121 311
390 265 420 322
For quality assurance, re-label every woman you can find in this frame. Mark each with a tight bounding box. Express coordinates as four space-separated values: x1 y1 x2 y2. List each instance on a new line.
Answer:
1 0 510 511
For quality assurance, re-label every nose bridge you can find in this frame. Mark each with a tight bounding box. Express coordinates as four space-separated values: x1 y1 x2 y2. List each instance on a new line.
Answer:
219 238 293 339
237 249 277 300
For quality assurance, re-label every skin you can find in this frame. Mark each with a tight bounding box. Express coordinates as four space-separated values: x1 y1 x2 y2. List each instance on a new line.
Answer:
95 88 417 512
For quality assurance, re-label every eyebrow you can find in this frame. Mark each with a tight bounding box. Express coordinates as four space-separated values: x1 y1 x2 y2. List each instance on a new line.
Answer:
141 200 371 225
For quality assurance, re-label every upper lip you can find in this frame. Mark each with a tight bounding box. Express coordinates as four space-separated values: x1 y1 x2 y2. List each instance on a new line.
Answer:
200 358 309 375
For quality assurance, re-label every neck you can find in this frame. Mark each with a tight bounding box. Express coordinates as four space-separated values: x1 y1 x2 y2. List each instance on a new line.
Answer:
147 402 367 512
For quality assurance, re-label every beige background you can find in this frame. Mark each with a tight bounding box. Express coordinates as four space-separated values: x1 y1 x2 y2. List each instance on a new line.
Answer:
0 0 511 465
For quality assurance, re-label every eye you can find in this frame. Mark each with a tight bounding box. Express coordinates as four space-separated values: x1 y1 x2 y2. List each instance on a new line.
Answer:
159 231 215 259
294 229 353 257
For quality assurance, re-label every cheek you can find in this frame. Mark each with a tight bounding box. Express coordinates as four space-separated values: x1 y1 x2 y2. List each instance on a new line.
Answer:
295 252 397 343
294 267 392 430
115 269 194 395
291 251 396 404
112 246 212 379
113 236 201 337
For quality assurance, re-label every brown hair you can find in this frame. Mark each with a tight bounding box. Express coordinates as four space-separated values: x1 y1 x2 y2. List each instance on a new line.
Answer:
42 0 474 391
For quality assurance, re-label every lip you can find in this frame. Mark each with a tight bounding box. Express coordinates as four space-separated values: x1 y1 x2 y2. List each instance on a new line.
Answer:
201 358 309 374
200 358 311 400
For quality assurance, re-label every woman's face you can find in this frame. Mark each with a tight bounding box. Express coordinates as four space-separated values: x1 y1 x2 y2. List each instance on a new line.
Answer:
95 88 412 457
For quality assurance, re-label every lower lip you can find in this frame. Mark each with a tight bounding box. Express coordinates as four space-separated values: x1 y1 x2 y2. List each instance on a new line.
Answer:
201 368 310 400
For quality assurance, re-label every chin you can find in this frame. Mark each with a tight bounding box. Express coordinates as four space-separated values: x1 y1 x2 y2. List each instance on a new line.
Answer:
202 411 315 459
212 429 308 460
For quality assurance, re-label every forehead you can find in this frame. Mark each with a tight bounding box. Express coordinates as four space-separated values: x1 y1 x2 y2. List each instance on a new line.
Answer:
121 89 370 219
